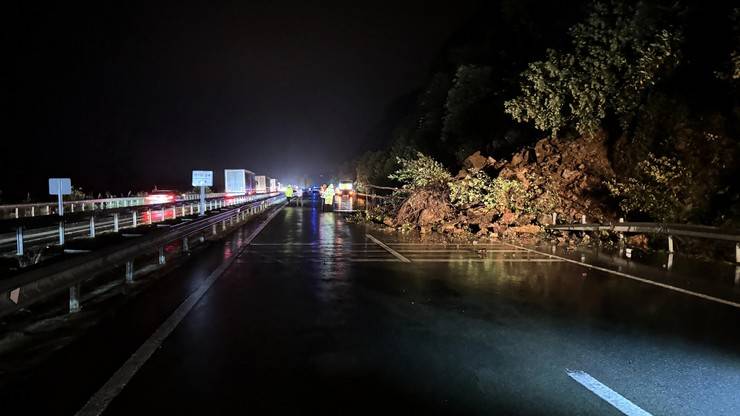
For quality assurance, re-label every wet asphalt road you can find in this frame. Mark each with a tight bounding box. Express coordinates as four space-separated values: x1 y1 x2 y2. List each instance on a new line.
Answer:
5 199 740 415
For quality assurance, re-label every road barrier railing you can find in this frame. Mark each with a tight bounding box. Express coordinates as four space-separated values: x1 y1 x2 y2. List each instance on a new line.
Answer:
0 192 233 220
1 193 277 256
546 221 740 263
0 194 286 318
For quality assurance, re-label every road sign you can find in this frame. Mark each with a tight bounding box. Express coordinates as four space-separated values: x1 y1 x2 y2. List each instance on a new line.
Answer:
48 178 71 243
48 178 72 195
192 170 213 187
192 170 212 216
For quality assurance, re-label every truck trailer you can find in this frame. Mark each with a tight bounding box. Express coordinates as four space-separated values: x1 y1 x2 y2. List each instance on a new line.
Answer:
224 169 256 195
255 175 267 194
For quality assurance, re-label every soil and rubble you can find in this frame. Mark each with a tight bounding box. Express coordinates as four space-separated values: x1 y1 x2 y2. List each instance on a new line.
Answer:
376 134 617 244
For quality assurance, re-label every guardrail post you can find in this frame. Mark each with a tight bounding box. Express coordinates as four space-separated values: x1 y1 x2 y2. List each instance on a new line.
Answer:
16 226 24 256
190 204 194 215
46 205 50 215
222 220 226 231
81 203 85 212
71 203 75 213
735 243 739 264
160 207 165 221
667 253 674 270
158 247 166 265
581 214 586 224
183 237 190 253
89 216 96 238
14 207 19 218
147 209 152 225
113 213 120 232
551 212 557 224
125 260 134 283
31 206 35 217
667 235 675 254
58 220 65 245
212 224 217 235
132 211 138 228
69 284 81 313
181 205 186 217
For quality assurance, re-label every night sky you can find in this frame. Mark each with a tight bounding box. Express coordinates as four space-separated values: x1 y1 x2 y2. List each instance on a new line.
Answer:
4 1 479 201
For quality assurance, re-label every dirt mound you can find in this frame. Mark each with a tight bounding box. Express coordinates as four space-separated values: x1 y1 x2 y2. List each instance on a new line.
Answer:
395 189 453 228
495 132 616 223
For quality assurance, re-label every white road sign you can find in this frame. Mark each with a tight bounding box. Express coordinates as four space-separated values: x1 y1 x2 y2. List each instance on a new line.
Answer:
48 178 72 195
192 170 213 187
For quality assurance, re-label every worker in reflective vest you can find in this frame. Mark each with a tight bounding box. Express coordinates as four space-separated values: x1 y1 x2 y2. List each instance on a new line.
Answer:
323 184 335 211
284 185 294 204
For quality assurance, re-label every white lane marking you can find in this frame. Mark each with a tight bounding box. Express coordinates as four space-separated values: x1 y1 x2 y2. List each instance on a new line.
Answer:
366 234 411 263
387 242 510 247
396 249 525 253
505 242 740 309
250 242 369 246
567 370 653 416
349 259 402 262
75 203 286 416
411 258 563 263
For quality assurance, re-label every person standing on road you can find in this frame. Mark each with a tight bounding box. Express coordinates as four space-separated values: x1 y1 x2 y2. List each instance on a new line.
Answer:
284 184 294 205
295 186 304 207
323 184 335 212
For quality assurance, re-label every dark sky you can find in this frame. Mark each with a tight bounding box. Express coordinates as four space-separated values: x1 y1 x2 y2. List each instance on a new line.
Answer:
4 1 479 200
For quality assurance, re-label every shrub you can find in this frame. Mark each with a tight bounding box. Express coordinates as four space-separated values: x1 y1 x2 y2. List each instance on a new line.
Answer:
448 170 522 213
388 152 451 190
607 153 693 222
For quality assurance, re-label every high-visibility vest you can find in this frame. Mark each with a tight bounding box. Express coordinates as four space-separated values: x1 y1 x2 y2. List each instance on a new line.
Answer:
324 189 335 204
285 187 294 197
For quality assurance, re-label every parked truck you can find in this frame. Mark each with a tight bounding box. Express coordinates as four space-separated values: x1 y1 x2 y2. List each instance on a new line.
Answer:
255 175 267 194
224 169 256 195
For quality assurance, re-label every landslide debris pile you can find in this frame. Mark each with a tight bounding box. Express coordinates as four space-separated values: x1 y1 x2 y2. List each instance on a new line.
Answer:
495 132 616 224
388 133 618 237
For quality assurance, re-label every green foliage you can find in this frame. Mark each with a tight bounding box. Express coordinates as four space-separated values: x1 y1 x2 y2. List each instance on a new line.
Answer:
448 170 523 212
504 1 681 136
388 152 451 190
607 153 693 222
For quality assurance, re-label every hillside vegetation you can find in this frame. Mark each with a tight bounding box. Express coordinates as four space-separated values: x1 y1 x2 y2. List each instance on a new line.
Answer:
353 0 739 239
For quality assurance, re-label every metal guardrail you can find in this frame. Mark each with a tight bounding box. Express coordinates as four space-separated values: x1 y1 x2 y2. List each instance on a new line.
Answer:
0 194 286 318
0 192 231 220
547 221 740 262
2 193 278 256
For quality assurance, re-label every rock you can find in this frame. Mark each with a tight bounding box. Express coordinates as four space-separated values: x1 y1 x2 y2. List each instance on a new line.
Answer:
536 213 552 225
466 207 494 224
504 225 542 234
383 217 395 227
462 151 489 171
627 234 649 249
499 211 518 225
509 150 530 167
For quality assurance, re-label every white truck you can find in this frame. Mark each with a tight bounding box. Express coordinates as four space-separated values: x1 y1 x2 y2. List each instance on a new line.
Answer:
255 175 267 194
224 169 256 195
